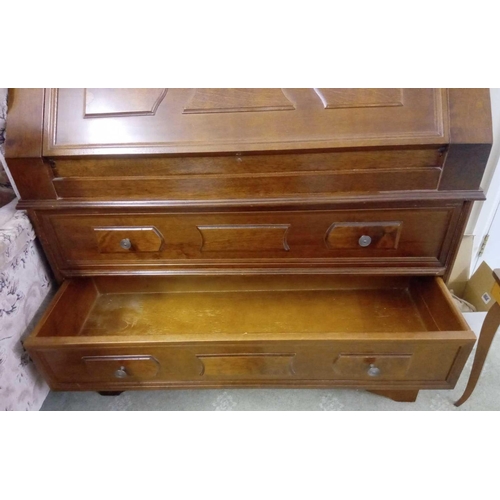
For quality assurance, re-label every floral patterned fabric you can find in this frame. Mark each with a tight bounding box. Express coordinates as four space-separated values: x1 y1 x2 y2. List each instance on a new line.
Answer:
1 200 54 410
0 89 15 203
0 88 6 155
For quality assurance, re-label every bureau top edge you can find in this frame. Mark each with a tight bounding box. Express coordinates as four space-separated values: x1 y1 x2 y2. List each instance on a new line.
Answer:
4 88 493 160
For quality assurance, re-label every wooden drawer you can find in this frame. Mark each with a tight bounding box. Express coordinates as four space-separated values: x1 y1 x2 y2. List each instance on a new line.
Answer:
25 275 475 391
48 147 444 201
34 201 464 276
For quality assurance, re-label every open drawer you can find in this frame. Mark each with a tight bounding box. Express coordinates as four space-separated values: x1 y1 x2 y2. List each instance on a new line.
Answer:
24 275 476 392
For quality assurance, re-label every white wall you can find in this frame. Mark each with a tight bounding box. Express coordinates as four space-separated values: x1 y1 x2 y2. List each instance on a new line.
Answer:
464 88 500 272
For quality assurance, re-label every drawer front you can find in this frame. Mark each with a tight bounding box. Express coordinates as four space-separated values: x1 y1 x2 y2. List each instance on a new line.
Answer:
36 203 463 274
32 340 471 391
50 149 443 200
82 355 160 380
331 353 413 380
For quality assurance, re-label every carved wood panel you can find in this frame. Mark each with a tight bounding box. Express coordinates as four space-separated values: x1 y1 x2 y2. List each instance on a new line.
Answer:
332 353 413 380
84 89 167 117
325 222 402 250
183 89 295 114
44 88 448 155
197 224 290 252
82 355 160 379
94 226 165 253
315 89 403 109
197 354 296 378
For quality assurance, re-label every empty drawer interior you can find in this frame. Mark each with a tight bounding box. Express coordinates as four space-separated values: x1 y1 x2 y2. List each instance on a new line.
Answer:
31 275 470 340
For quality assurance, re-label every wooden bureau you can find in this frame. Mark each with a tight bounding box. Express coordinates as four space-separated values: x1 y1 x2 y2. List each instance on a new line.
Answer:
5 88 493 402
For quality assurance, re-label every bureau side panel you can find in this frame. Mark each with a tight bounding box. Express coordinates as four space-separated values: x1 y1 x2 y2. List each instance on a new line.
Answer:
4 89 57 200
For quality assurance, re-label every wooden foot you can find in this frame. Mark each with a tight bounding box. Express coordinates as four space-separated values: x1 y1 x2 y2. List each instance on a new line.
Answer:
455 302 500 407
98 391 124 396
368 389 419 402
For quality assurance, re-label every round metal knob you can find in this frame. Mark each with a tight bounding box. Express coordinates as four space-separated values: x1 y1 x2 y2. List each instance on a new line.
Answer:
367 364 381 377
114 366 128 378
358 235 372 247
120 238 132 250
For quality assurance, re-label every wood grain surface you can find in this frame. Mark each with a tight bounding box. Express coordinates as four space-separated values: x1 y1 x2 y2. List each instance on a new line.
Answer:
6 88 492 401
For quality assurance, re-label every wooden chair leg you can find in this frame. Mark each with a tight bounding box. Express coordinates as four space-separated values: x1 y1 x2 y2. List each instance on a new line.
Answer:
455 302 500 407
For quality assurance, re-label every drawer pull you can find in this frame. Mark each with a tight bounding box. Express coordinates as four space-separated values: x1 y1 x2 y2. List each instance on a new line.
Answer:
367 364 381 377
119 238 132 250
114 366 128 378
358 235 372 247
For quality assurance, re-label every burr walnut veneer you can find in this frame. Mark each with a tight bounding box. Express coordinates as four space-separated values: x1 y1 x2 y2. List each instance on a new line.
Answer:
6 88 493 402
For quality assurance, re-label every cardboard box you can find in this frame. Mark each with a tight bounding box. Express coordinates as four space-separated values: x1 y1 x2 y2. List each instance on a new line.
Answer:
462 261 497 311
447 235 474 297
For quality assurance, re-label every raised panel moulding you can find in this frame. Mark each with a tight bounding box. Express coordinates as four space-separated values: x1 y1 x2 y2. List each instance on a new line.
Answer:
315 88 404 109
183 88 295 114
197 224 291 252
84 89 167 118
325 222 403 250
94 226 165 253
82 356 160 378
44 88 449 155
197 354 296 378
332 353 412 380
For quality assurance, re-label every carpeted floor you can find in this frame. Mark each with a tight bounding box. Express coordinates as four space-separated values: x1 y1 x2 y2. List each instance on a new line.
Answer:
40 312 499 411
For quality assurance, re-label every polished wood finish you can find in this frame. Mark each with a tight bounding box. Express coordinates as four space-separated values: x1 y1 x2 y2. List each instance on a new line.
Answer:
448 89 493 144
6 89 491 204
440 144 493 191
4 89 58 200
50 163 442 201
24 276 475 391
83 355 160 379
325 221 402 250
6 158 57 200
183 89 295 114
455 270 500 406
197 354 295 379
5 89 493 402
94 226 165 253
4 88 45 158
440 89 493 191
43 89 448 156
52 148 444 176
314 89 404 109
197 224 291 253
32 201 463 277
332 354 412 380
368 390 420 402
84 89 167 118
49 147 445 203
15 190 486 211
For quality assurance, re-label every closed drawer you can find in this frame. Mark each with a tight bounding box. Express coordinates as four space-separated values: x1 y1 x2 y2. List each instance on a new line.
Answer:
35 201 464 275
49 147 444 201
25 275 475 391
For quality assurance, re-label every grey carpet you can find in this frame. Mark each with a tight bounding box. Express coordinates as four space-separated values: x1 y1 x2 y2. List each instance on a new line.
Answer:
40 312 500 411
